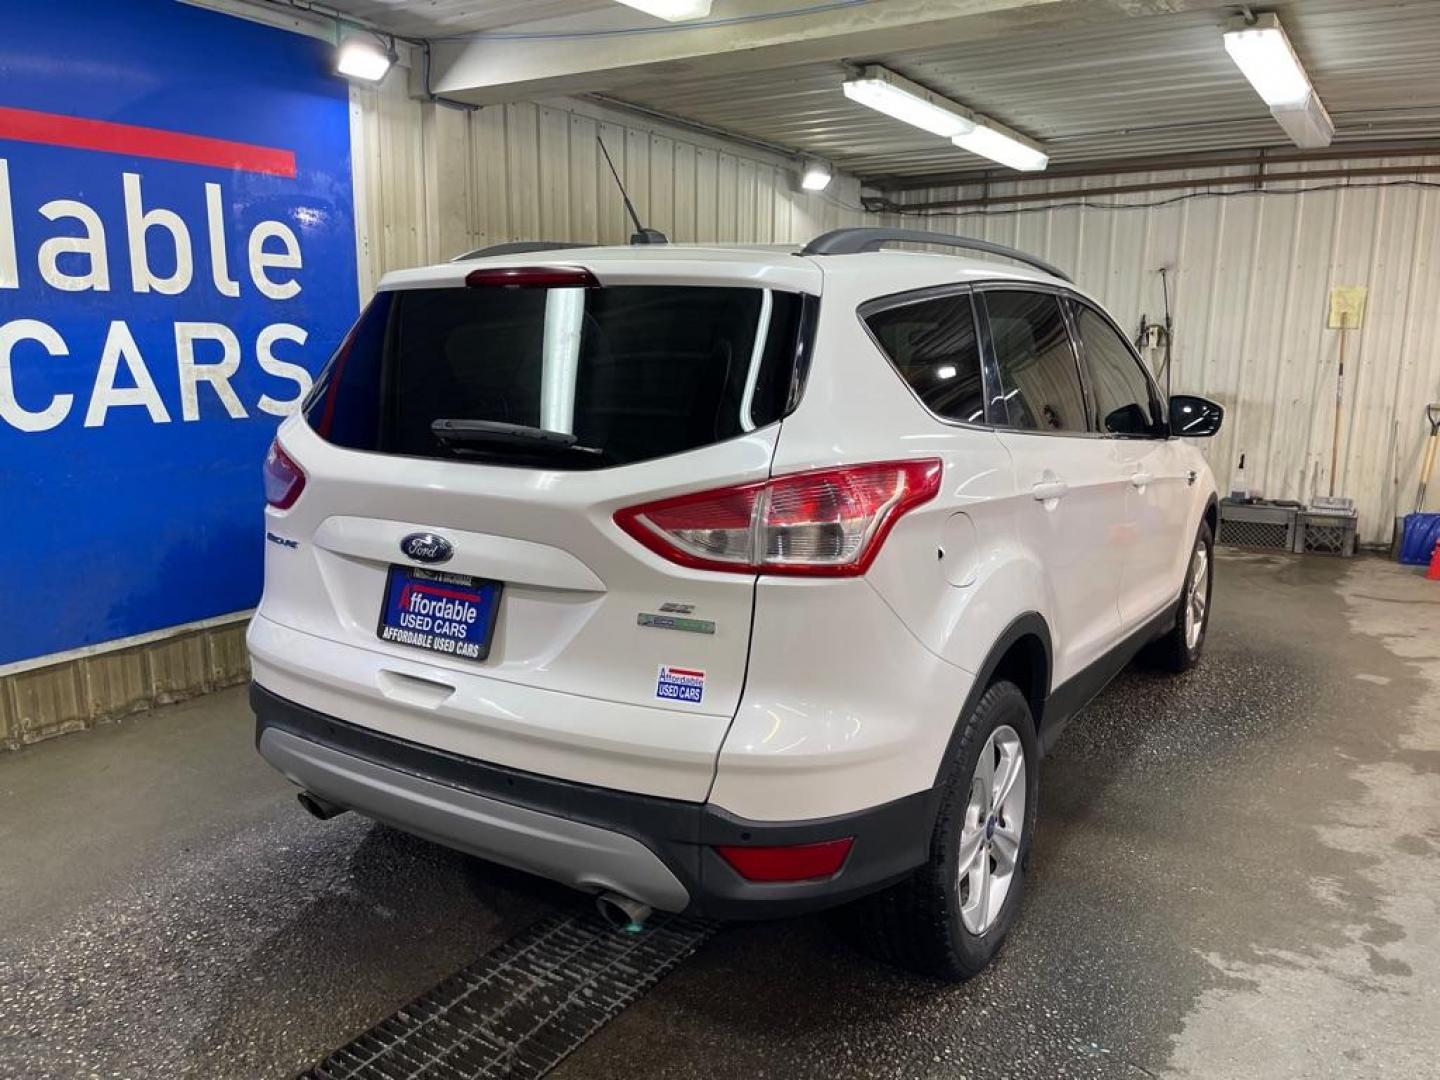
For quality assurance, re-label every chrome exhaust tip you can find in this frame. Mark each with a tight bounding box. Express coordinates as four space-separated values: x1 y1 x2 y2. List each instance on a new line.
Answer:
596 892 652 934
297 790 348 821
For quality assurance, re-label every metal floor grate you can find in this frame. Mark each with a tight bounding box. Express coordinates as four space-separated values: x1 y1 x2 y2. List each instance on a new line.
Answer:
303 911 716 1080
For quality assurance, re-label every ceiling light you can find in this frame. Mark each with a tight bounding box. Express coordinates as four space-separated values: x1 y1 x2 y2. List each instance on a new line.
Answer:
1271 92 1334 148
1223 13 1313 108
952 117 1049 172
614 0 714 20
842 65 977 139
1223 13 1332 148
800 161 833 192
336 34 394 82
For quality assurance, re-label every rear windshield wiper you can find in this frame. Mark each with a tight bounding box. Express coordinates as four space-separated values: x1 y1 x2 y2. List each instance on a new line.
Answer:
430 419 608 462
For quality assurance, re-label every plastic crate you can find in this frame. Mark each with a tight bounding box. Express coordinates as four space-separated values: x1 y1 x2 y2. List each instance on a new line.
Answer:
1294 511 1357 557
1217 501 1297 552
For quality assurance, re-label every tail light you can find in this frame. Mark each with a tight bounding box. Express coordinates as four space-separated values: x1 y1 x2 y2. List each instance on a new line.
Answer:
614 459 941 577
715 838 854 882
465 266 599 288
263 440 306 510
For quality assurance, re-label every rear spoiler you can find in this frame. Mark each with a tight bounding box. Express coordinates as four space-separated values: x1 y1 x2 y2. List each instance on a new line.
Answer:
452 241 596 261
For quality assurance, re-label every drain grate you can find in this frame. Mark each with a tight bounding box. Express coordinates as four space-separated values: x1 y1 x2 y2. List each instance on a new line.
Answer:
303 910 716 1080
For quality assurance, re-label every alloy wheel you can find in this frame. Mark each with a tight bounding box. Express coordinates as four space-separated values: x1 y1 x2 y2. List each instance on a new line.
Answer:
1184 539 1210 651
957 724 1026 936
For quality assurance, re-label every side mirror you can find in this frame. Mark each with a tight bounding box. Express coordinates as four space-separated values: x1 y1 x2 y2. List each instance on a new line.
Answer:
1103 402 1156 436
1169 394 1224 438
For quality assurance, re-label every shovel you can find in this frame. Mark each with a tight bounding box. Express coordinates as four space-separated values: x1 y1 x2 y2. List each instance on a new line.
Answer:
1416 404 1440 513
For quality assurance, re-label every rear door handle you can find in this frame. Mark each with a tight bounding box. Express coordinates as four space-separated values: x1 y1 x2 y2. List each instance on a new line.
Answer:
1031 479 1069 502
1131 471 1154 489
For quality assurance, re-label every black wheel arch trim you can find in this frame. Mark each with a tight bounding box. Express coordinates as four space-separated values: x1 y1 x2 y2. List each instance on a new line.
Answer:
931 612 1053 792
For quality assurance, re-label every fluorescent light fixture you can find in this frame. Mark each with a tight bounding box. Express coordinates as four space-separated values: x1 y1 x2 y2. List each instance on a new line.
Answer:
1223 13 1313 108
336 34 394 82
842 65 976 139
1272 91 1334 148
614 0 713 20
1223 13 1332 147
800 160 833 192
952 116 1049 172
841 65 1048 171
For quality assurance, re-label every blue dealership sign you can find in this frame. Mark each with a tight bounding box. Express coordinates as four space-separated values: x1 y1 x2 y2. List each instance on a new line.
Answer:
0 0 357 664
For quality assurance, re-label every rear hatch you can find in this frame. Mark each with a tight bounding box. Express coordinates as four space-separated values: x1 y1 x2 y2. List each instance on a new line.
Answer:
256 252 819 797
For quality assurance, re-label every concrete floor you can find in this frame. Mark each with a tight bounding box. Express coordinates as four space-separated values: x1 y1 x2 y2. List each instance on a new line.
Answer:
1 552 1437 1079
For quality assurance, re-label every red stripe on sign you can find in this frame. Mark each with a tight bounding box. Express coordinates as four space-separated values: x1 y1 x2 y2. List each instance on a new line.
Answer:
667 668 704 678
0 105 296 177
401 584 482 608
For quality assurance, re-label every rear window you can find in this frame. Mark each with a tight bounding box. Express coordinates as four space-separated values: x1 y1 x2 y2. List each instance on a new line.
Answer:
864 292 986 425
305 283 808 469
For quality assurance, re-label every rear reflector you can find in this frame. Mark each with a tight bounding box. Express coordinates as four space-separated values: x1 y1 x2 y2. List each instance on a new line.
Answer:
263 440 306 510
465 266 600 289
715 838 854 883
614 459 942 577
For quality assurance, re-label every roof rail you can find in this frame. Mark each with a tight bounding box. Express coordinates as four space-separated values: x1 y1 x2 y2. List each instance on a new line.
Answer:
452 241 596 261
800 228 1071 283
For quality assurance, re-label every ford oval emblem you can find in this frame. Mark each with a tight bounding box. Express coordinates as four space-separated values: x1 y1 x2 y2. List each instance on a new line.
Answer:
400 532 454 564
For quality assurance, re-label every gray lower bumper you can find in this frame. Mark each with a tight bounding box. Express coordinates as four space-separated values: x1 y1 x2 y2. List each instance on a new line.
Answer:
258 727 690 912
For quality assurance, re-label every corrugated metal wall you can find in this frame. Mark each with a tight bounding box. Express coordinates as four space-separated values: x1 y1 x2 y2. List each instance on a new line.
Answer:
347 74 868 296
884 161 1440 544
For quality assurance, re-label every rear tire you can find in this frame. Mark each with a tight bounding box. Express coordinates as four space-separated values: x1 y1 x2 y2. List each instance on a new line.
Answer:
842 681 1038 982
1143 521 1213 674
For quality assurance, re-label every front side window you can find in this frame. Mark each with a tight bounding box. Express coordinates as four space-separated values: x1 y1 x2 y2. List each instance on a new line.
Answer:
983 290 1089 434
1074 305 1165 437
864 292 986 425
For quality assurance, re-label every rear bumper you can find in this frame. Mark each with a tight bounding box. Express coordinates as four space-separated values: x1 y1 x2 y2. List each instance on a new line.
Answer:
252 683 933 919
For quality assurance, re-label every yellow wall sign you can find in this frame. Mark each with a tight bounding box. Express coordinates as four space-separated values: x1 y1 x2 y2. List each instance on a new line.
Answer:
1327 285 1368 330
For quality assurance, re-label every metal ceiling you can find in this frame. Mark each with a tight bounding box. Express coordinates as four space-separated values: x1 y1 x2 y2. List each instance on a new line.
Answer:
599 0 1440 184
305 0 1440 185
317 0 614 37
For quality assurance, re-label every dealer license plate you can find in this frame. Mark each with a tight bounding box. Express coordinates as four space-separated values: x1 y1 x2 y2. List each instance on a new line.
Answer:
377 566 502 662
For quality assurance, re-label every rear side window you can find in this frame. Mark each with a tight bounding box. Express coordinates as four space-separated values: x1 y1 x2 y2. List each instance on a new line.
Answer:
864 292 986 425
983 290 1089 434
305 284 806 469
1073 305 1165 437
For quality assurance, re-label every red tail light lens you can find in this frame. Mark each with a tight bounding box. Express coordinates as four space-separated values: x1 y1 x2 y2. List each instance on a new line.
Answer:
715 838 854 882
614 459 941 577
465 266 600 289
263 440 306 510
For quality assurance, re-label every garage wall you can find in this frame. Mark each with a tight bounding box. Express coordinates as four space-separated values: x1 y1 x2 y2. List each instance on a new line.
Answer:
883 159 1440 545
348 73 869 295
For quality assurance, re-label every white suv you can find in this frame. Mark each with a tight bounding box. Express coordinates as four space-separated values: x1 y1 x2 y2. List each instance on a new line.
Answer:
249 228 1221 980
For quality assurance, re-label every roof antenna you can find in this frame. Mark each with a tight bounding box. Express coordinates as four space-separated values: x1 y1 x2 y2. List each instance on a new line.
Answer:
597 136 667 245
